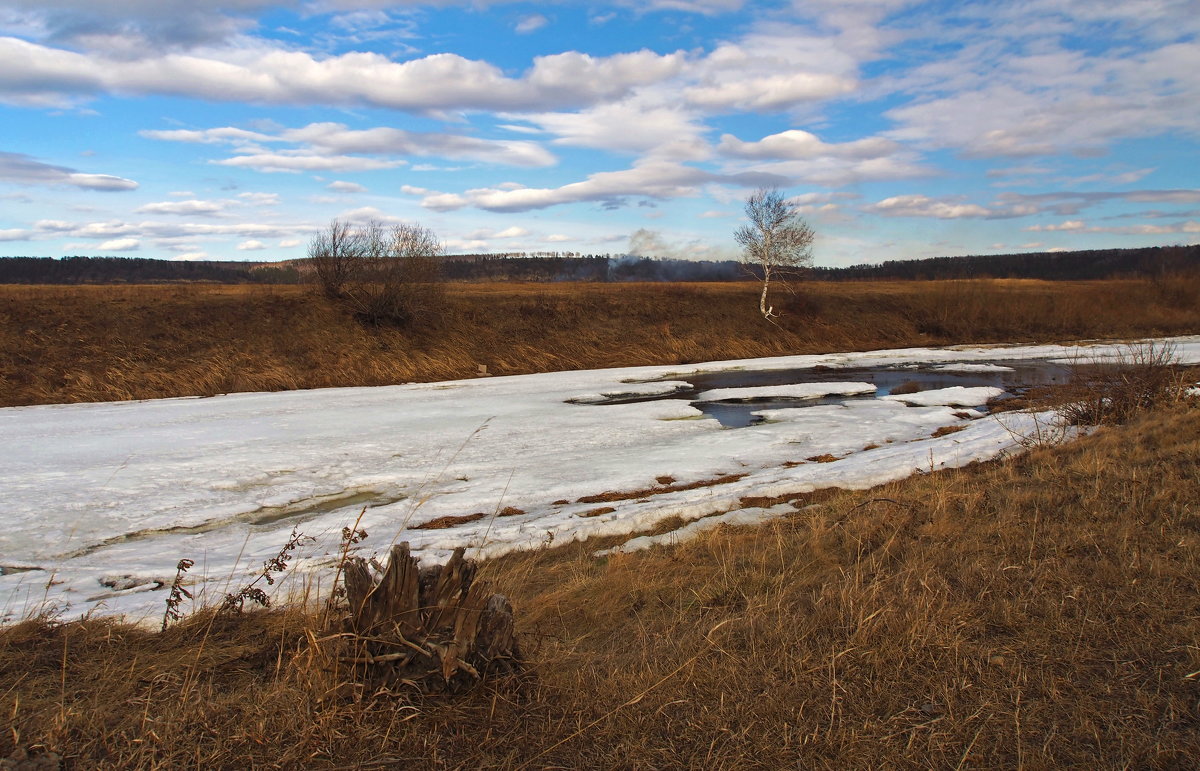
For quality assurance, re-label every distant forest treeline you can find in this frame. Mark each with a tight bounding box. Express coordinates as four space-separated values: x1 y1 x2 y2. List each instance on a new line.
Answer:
0 253 746 284
812 245 1199 281
440 254 747 282
0 256 302 284
1 245 1196 285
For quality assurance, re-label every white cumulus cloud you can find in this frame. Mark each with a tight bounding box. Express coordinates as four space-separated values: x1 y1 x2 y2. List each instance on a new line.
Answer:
0 37 686 113
718 130 897 160
98 237 139 251
214 153 405 173
420 160 785 213
514 14 548 34
867 195 992 219
146 121 556 169
0 151 137 191
136 199 229 216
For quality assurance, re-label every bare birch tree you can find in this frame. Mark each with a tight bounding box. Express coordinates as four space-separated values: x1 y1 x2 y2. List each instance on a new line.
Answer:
735 187 815 320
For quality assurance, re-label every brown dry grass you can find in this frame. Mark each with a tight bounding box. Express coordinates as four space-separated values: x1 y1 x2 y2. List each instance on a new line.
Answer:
5 403 1200 768
3 276 1199 407
412 513 488 530
891 380 925 395
576 473 749 504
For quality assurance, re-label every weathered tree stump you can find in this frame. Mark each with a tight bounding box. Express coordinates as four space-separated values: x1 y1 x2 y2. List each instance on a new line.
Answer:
341 543 521 693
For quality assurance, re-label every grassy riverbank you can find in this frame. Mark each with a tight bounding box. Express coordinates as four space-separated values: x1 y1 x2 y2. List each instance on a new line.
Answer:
3 276 1200 407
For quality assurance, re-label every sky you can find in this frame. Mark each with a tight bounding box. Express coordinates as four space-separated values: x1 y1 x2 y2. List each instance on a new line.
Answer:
0 0 1197 267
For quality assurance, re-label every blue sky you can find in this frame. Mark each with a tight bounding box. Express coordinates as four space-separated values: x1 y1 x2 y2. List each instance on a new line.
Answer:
0 0 1197 267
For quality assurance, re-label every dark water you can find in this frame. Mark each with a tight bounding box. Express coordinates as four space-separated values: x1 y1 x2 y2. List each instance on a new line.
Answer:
578 359 1071 428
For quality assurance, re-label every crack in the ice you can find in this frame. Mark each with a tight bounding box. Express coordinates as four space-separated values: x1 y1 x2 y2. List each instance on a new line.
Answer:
57 490 407 560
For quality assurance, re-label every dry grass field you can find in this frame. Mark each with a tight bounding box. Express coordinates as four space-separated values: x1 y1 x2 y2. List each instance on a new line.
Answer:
3 402 1199 768
3 275 1200 407
4 276 1200 768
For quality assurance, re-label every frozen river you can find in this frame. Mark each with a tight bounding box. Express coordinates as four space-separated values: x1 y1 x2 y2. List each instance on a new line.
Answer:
3 337 1197 623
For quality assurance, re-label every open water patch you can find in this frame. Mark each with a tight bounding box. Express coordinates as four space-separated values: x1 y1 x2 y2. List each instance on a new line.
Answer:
570 359 1071 428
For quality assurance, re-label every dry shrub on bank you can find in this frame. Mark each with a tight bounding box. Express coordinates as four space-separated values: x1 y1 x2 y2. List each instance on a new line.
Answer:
4 276 1200 407
4 405 1200 768
1059 342 1191 425
309 220 445 328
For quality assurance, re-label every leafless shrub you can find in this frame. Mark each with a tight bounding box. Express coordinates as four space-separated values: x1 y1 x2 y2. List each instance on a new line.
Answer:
994 411 1072 451
1059 342 1188 425
309 219 362 300
309 219 444 327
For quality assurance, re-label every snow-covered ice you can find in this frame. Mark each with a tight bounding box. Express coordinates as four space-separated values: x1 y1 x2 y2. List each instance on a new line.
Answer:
696 383 877 401
567 381 692 404
930 363 1016 373
3 336 1198 623
881 386 1005 407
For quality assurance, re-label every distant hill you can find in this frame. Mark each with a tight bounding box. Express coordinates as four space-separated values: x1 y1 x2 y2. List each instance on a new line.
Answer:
1 245 1196 284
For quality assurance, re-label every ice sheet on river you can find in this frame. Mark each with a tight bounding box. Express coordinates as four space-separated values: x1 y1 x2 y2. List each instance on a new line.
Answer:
3 336 1198 623
696 382 877 401
881 386 1005 407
